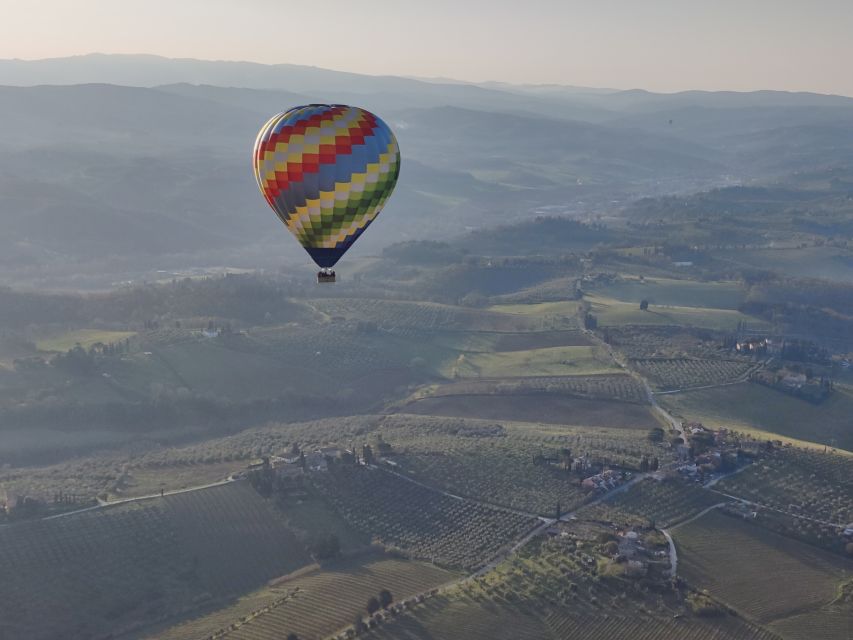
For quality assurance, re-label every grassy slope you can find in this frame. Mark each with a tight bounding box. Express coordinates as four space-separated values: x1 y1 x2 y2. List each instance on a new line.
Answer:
660 382 853 452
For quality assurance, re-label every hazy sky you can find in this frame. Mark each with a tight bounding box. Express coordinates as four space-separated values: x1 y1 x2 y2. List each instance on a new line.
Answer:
1 0 851 94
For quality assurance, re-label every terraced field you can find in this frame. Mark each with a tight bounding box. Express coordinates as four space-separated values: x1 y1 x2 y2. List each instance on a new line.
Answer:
674 509 853 630
153 555 458 640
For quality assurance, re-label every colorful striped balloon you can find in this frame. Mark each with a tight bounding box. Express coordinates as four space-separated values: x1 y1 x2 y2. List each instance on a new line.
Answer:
253 104 401 269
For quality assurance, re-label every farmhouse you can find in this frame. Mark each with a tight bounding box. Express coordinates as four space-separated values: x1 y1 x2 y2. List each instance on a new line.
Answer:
736 338 768 355
581 469 624 492
782 373 807 389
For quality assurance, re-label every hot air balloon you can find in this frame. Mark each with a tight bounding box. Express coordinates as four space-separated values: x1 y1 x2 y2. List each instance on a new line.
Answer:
253 104 401 283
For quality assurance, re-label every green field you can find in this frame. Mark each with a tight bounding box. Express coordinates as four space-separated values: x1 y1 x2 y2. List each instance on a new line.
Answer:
586 294 767 330
593 276 747 310
659 382 853 452
36 329 136 352
674 509 853 631
444 345 617 378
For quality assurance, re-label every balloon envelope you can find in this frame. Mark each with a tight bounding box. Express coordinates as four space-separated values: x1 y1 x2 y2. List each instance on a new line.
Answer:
253 104 401 268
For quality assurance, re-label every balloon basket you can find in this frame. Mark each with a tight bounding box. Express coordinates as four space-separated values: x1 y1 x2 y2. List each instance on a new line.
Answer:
317 269 336 284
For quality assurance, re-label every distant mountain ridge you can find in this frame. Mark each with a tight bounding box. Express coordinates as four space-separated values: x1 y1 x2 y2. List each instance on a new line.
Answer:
0 54 852 288
2 53 851 116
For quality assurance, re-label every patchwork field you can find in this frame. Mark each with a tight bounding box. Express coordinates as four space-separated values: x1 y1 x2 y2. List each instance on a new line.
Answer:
674 509 853 632
659 382 853 452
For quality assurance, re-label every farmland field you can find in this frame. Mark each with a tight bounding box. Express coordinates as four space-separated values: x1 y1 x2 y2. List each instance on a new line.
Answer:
601 325 738 360
306 298 552 332
36 329 136 352
592 276 747 310
0 482 313 640
586 294 768 330
443 345 617 378
430 329 591 352
151 554 459 640
715 447 853 525
491 295 766 331
674 509 853 631
377 416 669 514
716 246 853 282
631 357 755 390
578 477 725 527
415 373 648 404
365 522 776 640
402 393 659 428
659 382 853 452
311 464 538 570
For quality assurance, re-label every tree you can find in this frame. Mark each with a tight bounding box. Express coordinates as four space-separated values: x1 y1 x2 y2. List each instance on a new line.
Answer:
378 589 394 609
366 596 381 615
640 299 649 311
